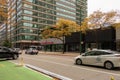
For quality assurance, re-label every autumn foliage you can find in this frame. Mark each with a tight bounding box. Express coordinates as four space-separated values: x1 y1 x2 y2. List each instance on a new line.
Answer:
81 10 120 31
41 18 81 53
42 18 80 40
0 0 7 19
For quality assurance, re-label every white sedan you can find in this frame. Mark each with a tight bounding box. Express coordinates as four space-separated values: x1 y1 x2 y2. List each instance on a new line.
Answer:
75 50 120 69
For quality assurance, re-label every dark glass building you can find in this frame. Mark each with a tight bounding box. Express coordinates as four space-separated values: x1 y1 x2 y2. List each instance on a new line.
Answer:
65 27 116 52
85 27 116 51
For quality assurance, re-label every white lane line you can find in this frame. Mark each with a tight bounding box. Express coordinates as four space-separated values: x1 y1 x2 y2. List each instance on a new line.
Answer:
23 57 120 77
32 55 73 62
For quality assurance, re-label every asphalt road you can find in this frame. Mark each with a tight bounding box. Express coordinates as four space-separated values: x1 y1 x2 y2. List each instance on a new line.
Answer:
12 53 120 80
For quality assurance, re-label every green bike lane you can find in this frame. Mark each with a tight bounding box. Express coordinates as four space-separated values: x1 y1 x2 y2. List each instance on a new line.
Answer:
0 60 53 80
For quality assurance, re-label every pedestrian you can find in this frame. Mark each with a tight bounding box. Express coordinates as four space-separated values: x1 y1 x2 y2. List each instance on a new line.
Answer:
87 47 92 51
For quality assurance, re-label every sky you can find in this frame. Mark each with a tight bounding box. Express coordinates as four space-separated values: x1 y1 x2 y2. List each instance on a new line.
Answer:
88 0 120 16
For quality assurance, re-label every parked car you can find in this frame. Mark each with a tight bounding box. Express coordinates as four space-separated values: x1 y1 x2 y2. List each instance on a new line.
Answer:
75 49 120 69
25 48 38 55
0 47 19 60
13 48 22 54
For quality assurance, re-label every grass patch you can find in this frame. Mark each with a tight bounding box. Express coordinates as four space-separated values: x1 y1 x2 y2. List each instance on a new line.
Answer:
0 61 52 80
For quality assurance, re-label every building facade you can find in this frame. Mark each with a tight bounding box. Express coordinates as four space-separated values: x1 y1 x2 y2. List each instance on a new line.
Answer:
0 1 7 45
7 0 87 49
85 27 116 51
116 27 120 51
0 23 7 45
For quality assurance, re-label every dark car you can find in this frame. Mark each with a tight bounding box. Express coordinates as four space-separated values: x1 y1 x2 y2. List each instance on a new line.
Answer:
0 47 19 60
25 48 38 55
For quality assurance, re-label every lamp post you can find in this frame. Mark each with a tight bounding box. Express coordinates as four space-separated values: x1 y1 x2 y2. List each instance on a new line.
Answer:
38 28 44 50
38 28 43 43
79 5 82 53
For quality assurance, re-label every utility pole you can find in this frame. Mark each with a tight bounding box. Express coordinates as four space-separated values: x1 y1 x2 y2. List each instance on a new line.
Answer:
79 5 82 53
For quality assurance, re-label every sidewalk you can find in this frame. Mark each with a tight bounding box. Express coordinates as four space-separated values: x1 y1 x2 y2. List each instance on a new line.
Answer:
0 61 53 80
39 51 80 57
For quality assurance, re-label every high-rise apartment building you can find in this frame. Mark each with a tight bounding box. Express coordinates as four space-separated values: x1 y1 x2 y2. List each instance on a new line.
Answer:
0 0 8 45
0 23 7 45
8 0 87 48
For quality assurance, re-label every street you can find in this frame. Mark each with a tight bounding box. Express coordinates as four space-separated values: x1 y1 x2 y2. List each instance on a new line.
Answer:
12 52 120 80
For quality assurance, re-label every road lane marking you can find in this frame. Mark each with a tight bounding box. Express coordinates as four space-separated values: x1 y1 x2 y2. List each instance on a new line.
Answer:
23 56 120 77
27 55 73 62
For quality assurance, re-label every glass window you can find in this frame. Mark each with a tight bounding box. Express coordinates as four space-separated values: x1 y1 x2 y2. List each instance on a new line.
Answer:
26 0 33 2
23 23 33 27
85 51 96 56
99 51 113 55
24 10 33 15
23 16 32 21
24 4 33 8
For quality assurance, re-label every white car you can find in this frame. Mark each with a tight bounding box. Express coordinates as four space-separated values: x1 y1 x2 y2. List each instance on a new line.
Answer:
75 50 120 69
25 48 38 55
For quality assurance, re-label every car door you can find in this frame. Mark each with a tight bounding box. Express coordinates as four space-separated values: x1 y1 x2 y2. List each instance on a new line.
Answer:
93 51 103 66
2 48 11 58
82 51 98 65
0 48 4 58
94 51 112 66
0 48 8 58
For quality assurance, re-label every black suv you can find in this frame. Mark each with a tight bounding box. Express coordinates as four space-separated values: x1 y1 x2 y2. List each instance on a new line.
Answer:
0 47 19 60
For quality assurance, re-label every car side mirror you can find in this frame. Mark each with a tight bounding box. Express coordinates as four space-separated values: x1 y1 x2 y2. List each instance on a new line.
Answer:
82 54 86 56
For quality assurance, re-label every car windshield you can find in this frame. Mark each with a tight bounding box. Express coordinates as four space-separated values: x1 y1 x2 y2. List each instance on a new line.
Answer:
83 50 120 56
3 48 11 52
9 48 14 51
29 48 36 50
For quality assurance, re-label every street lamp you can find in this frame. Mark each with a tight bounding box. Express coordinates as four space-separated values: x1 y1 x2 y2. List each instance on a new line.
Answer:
79 5 82 53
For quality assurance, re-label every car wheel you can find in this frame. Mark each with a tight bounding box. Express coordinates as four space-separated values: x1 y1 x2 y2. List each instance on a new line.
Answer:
104 61 114 70
76 59 82 65
12 54 18 60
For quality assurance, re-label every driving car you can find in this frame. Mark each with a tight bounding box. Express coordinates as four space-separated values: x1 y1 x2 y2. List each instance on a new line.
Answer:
0 47 19 60
75 49 120 69
25 48 38 55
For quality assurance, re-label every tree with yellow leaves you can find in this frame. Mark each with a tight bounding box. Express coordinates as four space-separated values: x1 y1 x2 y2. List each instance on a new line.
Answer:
0 0 14 47
41 18 80 53
81 10 119 30
0 0 7 23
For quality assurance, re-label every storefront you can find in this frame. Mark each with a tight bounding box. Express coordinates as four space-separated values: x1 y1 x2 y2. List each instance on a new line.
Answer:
85 27 116 50
65 32 85 52
40 38 63 52
39 27 116 53
116 27 120 51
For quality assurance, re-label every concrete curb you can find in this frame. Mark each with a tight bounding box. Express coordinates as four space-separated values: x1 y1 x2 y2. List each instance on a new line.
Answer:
26 64 72 80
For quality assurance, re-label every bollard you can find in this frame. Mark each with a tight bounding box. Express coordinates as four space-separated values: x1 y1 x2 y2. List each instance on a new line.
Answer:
111 76 115 80
18 57 24 66
20 57 24 66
